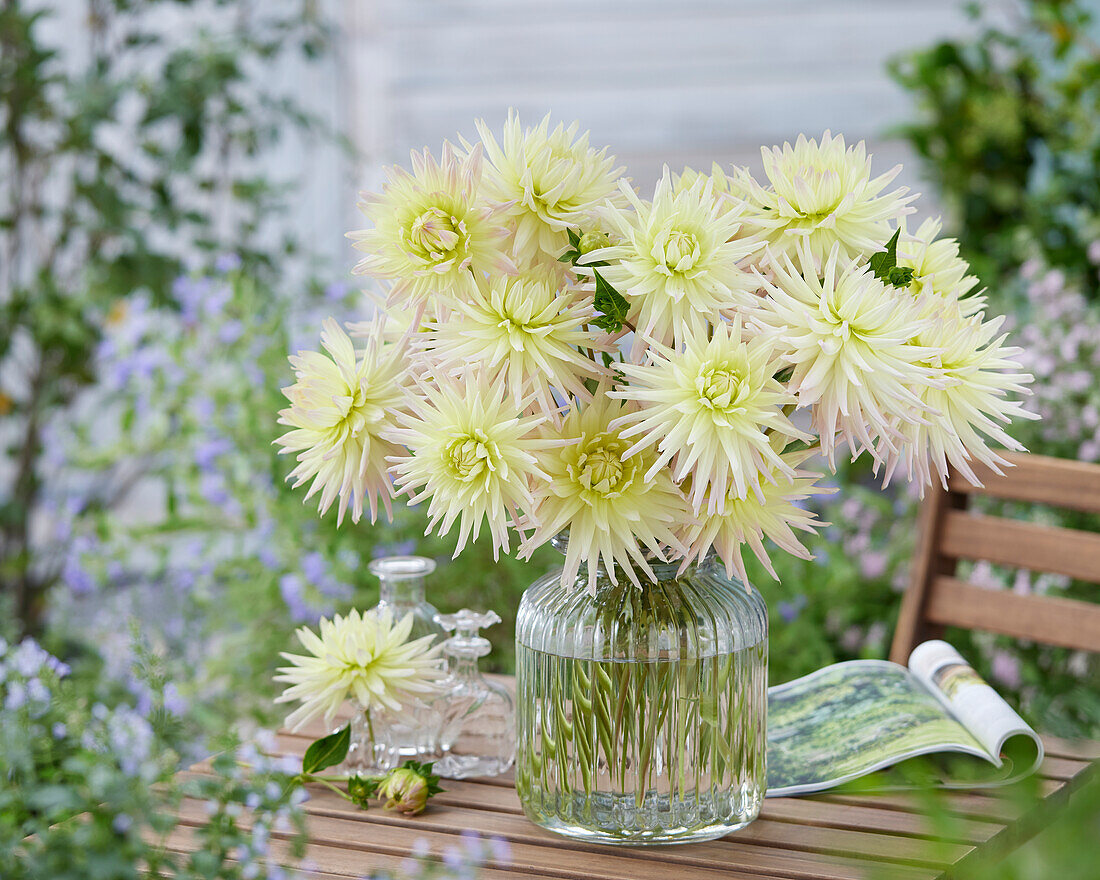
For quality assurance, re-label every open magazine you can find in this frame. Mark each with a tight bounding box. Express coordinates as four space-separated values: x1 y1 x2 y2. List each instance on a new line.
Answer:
766 640 1044 797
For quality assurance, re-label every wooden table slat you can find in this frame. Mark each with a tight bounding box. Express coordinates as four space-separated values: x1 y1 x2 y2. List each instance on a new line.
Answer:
163 823 554 880
183 702 1096 879
173 798 783 880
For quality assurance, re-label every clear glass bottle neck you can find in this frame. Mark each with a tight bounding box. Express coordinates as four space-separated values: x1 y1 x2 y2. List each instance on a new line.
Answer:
445 653 482 682
369 556 435 610
378 575 426 608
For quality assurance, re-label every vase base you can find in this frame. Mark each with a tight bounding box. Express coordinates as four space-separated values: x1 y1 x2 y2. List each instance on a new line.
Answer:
518 786 762 846
523 809 758 845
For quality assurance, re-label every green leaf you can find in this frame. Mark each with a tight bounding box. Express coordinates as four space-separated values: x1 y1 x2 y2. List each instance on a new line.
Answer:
347 774 380 808
567 228 581 247
886 266 916 288
592 270 630 333
869 229 914 288
301 724 350 775
869 228 901 279
401 760 444 796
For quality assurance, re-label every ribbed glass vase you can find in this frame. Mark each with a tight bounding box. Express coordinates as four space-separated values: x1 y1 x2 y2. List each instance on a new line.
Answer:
515 545 768 845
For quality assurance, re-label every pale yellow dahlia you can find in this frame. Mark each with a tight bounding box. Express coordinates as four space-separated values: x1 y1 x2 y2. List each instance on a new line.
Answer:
348 142 515 309
584 170 763 347
742 131 913 263
274 608 444 732
673 163 755 217
680 451 829 586
387 372 551 559
473 112 626 267
753 244 941 467
898 218 984 316
877 308 1036 490
424 270 609 418
610 319 810 514
276 319 407 525
521 394 687 590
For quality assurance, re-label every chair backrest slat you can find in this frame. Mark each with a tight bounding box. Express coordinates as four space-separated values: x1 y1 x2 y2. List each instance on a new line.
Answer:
939 511 1100 583
947 455 1100 514
890 452 1100 664
924 576 1100 653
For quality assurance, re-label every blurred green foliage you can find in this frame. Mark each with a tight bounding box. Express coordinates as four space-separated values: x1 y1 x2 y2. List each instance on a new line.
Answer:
890 0 1100 302
0 0 335 636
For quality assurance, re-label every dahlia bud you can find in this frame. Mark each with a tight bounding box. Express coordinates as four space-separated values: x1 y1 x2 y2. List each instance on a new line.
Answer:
377 762 442 816
577 231 610 254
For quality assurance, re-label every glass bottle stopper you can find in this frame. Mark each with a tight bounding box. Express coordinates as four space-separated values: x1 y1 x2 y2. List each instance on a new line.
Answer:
435 609 500 659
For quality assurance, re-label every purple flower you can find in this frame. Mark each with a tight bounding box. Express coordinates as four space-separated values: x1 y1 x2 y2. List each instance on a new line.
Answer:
62 555 96 595
301 552 327 584
324 281 350 302
191 396 217 423
258 546 281 570
371 540 417 559
173 275 212 323
194 436 233 472
279 574 315 623
990 651 1021 689
199 471 230 506
442 846 464 869
860 551 889 580
163 682 188 716
218 319 245 345
488 836 511 864
215 253 242 273
5 683 27 710
841 626 863 652
776 594 807 624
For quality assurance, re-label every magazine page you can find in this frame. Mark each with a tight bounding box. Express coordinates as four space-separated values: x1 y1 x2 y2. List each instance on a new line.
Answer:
908 640 1044 784
766 660 991 797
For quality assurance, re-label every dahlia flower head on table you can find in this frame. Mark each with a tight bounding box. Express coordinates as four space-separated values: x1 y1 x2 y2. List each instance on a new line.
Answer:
276 113 1036 592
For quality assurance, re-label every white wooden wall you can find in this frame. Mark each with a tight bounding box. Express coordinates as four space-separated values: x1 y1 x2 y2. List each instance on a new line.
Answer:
330 0 989 251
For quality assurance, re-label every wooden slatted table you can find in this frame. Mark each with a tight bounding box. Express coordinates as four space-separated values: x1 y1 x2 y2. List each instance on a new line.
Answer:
171 698 1099 880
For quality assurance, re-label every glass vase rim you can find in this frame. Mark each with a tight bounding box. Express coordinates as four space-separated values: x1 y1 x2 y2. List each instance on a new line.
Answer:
548 531 722 585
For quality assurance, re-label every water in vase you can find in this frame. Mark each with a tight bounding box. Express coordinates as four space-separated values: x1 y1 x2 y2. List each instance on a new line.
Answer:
515 640 767 844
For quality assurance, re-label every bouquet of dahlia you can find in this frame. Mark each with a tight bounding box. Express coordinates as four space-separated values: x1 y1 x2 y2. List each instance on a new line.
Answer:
277 114 1034 591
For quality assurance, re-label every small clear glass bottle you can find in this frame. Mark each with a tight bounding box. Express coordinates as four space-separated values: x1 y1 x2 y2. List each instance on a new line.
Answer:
367 556 446 760
434 609 515 779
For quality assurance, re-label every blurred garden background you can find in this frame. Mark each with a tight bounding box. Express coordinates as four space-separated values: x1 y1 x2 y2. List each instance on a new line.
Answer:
2 0 1099 874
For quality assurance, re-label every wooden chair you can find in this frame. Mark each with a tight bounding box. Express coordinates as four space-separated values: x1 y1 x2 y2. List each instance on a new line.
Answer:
891 451 1100 664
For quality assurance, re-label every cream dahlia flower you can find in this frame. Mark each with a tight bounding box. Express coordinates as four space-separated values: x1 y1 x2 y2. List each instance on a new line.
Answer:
877 308 1036 490
584 170 763 348
742 131 914 263
274 608 444 732
898 218 984 315
473 112 626 267
276 318 407 525
424 270 609 417
521 394 686 590
673 163 755 217
387 372 551 559
610 319 810 514
348 142 515 309
753 244 942 467
680 451 828 586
